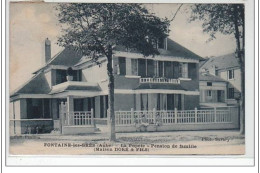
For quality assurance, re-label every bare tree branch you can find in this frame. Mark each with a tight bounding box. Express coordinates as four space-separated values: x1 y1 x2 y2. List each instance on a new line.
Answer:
169 4 183 22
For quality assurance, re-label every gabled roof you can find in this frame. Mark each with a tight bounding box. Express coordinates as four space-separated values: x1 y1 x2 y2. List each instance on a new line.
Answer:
12 38 202 97
199 73 226 82
10 73 51 97
114 38 203 61
200 53 240 71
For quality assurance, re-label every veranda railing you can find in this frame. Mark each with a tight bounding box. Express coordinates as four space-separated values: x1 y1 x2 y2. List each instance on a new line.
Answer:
63 110 94 126
59 102 94 126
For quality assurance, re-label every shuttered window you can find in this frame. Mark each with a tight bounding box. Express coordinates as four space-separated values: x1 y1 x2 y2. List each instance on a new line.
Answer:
147 59 154 77
188 63 197 79
138 59 146 77
131 59 138 76
165 61 173 78
118 57 126 75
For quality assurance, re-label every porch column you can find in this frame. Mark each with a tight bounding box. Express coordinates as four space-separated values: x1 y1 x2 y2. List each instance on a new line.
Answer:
67 96 74 125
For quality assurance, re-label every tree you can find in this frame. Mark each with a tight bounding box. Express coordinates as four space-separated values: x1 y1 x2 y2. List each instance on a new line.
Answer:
55 3 169 141
189 4 245 134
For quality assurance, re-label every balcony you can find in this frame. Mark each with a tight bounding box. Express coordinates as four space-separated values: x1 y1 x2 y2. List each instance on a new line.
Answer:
139 77 180 84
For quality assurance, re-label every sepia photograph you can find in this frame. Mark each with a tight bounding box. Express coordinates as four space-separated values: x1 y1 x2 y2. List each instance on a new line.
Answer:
8 2 248 157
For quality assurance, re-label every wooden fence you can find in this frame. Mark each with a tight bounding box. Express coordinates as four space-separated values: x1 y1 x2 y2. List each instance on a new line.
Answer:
115 106 237 126
60 102 94 126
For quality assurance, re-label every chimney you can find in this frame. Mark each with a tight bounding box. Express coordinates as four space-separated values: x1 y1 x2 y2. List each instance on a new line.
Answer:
45 38 51 63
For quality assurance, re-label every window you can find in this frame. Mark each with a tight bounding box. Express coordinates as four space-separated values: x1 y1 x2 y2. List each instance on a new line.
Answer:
74 99 84 111
147 59 154 77
56 70 67 84
27 99 50 119
207 90 212 97
158 38 165 49
228 69 234 79
131 59 138 76
228 88 234 99
118 57 126 75
138 59 146 77
179 63 188 78
173 62 179 79
164 61 173 78
158 61 164 77
188 63 197 79
207 82 212 86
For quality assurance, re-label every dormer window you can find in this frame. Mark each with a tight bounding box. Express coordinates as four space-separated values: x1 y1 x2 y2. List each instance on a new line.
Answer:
146 36 167 50
158 37 167 49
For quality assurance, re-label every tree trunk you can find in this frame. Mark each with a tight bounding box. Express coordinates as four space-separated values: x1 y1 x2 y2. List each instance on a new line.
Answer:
233 5 245 135
106 44 116 141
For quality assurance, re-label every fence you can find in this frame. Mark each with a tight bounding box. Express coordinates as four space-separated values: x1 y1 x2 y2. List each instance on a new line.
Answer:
115 106 237 126
59 101 94 126
66 111 94 126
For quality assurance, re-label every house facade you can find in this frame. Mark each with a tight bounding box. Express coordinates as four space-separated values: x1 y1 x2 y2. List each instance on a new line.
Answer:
9 38 203 135
199 53 241 106
199 72 228 107
10 38 240 135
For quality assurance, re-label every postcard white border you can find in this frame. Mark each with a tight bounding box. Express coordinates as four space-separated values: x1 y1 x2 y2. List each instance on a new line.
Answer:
2 0 258 169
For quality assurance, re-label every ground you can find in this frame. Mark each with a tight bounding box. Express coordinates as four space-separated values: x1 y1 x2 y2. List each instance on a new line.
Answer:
9 126 245 155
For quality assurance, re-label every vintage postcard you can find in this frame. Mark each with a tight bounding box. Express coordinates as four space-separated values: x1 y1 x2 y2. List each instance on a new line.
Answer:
8 1 250 158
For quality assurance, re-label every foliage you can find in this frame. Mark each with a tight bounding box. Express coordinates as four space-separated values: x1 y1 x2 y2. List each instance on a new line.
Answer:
55 3 169 140
189 4 245 134
56 3 169 58
189 4 244 42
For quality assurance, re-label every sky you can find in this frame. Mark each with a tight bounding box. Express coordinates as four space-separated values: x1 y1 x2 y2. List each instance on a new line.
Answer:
9 2 236 92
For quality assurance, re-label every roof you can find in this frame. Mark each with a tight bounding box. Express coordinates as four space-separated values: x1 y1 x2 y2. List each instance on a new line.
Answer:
134 83 186 90
199 73 226 82
114 38 203 61
10 73 51 97
200 53 240 71
12 38 202 97
33 48 83 74
49 85 101 94
199 58 208 68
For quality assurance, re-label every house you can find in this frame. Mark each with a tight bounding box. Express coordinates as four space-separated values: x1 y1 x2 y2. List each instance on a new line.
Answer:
199 53 241 106
10 38 239 135
199 72 228 107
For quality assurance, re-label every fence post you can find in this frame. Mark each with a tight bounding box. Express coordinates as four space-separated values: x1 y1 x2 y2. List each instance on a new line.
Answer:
131 108 134 125
174 108 178 124
214 107 217 122
228 106 231 122
67 112 70 126
153 108 156 124
195 107 197 123
107 109 110 126
91 108 94 127
59 102 63 134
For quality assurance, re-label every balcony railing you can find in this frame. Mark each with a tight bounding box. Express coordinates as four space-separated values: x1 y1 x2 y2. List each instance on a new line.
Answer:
140 77 180 84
